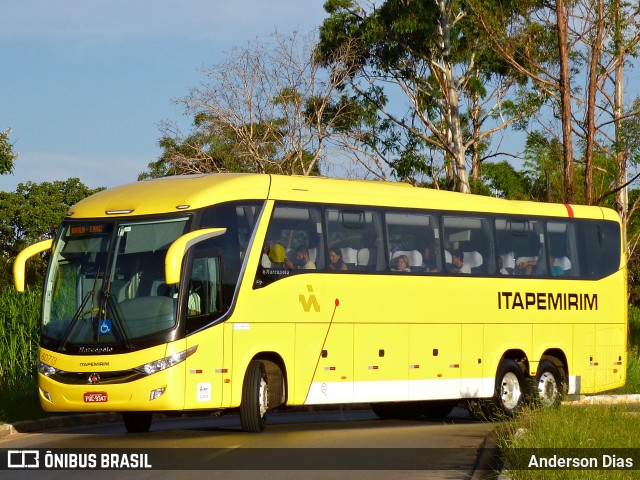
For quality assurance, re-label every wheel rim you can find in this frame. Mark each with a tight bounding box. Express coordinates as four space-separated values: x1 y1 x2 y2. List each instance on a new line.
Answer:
258 375 269 417
500 371 522 410
537 371 558 407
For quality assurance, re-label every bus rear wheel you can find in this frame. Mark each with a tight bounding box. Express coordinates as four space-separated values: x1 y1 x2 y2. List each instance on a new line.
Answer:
240 360 269 432
535 360 564 408
122 412 152 433
493 359 528 418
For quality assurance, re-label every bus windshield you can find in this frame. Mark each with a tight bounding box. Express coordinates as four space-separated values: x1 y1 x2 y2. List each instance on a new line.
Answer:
42 217 190 348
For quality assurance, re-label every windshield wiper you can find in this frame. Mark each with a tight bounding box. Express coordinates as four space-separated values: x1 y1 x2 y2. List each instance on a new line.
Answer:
58 271 100 352
100 291 134 350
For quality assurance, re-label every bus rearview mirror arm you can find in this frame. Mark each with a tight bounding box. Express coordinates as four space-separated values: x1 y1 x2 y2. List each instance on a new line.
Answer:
165 228 227 285
14 239 53 292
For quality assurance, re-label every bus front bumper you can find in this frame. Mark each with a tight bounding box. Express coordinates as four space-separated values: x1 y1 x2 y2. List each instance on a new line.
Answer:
38 371 185 412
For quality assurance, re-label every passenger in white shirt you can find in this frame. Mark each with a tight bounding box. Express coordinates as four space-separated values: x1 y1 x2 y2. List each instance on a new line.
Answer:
448 249 471 274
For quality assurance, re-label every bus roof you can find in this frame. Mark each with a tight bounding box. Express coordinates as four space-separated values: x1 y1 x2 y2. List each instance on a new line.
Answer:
68 174 271 218
66 173 618 222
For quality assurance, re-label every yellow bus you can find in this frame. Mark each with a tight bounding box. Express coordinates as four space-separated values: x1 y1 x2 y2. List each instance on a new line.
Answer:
14 174 626 433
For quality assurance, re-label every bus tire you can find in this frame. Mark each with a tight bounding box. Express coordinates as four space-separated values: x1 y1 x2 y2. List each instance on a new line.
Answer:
240 360 268 432
535 360 564 408
122 412 152 433
493 359 528 417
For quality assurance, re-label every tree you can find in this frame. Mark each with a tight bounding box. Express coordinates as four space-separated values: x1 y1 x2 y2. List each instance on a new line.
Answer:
468 0 640 206
317 0 538 192
466 0 576 201
0 128 16 175
0 179 103 290
143 30 362 179
480 160 535 200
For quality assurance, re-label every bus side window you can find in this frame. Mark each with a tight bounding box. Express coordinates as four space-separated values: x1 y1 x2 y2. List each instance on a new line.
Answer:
184 246 224 334
443 215 495 275
385 211 440 272
496 218 546 276
255 204 324 287
578 220 620 278
326 208 384 272
547 221 577 277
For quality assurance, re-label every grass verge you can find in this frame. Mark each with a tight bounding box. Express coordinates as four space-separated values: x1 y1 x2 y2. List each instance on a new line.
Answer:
495 405 640 479
0 377 49 423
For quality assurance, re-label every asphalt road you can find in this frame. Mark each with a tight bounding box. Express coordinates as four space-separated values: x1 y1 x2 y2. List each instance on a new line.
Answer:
0 407 498 479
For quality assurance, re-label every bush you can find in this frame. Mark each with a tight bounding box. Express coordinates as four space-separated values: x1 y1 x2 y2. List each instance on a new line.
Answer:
0 288 41 388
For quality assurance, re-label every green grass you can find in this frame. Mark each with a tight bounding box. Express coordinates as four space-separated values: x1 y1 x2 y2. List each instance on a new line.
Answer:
619 306 640 393
496 405 640 479
0 289 40 387
0 378 48 423
0 288 44 423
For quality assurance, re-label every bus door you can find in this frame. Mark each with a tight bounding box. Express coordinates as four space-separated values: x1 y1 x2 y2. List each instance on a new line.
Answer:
183 254 225 409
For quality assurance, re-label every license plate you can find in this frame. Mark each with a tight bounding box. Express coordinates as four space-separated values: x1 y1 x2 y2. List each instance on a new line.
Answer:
84 392 108 403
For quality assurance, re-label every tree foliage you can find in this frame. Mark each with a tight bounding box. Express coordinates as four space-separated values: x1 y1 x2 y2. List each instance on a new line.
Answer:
468 0 640 207
0 179 103 290
317 0 538 191
0 129 16 175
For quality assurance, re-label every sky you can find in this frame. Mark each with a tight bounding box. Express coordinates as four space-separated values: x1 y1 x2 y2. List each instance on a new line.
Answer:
0 0 327 192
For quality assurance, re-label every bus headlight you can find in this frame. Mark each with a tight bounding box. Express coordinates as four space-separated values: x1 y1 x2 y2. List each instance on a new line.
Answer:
38 360 60 377
134 345 198 376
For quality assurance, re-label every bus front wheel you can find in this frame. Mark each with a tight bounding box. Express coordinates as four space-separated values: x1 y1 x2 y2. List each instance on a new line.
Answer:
493 360 528 417
122 412 152 433
240 360 268 432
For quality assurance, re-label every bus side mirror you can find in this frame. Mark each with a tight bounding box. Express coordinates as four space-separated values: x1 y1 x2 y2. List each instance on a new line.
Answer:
14 239 53 292
165 228 227 285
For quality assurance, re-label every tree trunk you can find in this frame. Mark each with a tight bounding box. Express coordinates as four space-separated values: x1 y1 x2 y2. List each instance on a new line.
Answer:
584 0 604 205
470 90 482 182
556 0 574 203
613 2 628 239
439 0 470 193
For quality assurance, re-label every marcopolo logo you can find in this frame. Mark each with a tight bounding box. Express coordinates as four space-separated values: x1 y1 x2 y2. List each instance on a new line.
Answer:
7 450 39 468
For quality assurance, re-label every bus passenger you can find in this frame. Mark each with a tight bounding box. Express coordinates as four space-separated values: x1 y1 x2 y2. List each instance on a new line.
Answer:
329 248 348 271
188 289 201 316
516 261 535 276
261 244 272 268
286 247 316 270
422 246 438 272
499 256 510 275
392 254 411 272
448 249 471 274
268 243 287 268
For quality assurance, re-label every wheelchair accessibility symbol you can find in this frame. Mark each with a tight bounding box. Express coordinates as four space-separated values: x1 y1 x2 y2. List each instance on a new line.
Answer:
99 319 112 335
